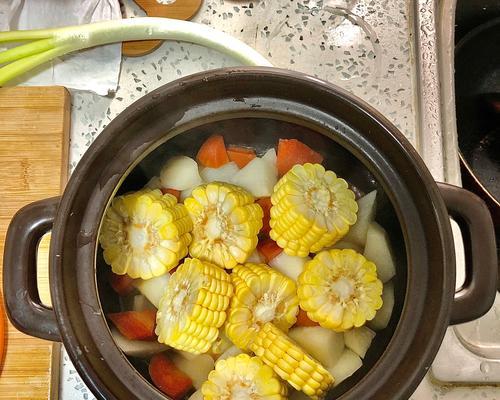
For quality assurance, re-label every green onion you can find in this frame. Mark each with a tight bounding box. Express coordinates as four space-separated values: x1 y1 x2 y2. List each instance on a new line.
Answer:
0 17 272 86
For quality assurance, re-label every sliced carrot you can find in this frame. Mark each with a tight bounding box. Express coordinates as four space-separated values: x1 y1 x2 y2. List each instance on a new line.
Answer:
108 310 157 341
276 138 324 176
149 353 193 400
196 135 230 168
109 272 135 296
295 308 320 327
227 146 257 168
257 238 283 263
161 187 181 201
256 197 272 235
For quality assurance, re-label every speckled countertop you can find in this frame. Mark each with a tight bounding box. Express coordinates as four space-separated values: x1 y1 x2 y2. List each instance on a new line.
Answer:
60 0 500 399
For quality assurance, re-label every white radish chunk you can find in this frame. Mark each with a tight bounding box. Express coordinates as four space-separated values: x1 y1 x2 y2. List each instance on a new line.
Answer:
111 328 167 358
343 191 377 247
171 353 215 389
175 349 198 361
160 156 202 191
368 281 395 331
132 294 156 311
331 240 364 254
145 176 161 190
134 273 170 308
328 349 363 386
180 186 196 201
288 326 344 368
218 345 243 361
200 162 239 184
188 390 203 400
246 249 264 263
344 326 376 359
211 331 233 356
364 222 396 283
261 148 277 168
269 252 310 281
231 157 277 197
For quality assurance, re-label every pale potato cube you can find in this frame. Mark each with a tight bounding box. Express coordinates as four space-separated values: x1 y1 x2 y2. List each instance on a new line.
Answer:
160 156 202 191
171 353 215 389
288 326 345 368
344 326 376 358
200 162 239 184
368 281 395 331
134 273 170 308
111 328 167 358
269 252 310 281
343 191 377 246
328 349 363 386
364 222 396 283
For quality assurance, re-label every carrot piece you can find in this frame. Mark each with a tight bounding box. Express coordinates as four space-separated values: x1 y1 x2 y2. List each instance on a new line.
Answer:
256 197 272 234
276 139 324 176
109 272 135 296
161 187 181 201
108 310 157 341
257 238 283 263
227 146 257 168
149 353 193 400
196 135 230 168
295 308 320 327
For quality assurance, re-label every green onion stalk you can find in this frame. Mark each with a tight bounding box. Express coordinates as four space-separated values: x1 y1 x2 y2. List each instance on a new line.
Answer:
0 17 272 86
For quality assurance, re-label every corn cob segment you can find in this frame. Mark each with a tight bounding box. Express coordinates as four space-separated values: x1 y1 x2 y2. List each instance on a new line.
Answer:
99 189 192 279
270 163 358 257
250 322 334 399
184 182 263 269
202 354 287 400
225 263 299 350
155 258 233 354
298 249 383 331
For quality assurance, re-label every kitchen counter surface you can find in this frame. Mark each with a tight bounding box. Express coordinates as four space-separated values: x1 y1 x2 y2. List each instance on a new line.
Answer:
59 0 499 398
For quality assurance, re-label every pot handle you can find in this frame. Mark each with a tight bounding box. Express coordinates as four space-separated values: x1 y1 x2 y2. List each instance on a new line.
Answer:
437 183 498 325
3 197 61 341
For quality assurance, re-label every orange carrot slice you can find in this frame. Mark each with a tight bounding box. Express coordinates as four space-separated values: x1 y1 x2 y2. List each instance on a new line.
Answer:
161 187 181 201
295 308 320 327
256 197 272 235
257 238 283 263
149 353 193 400
276 139 324 176
109 272 135 296
227 146 257 168
108 310 157 341
197 135 230 168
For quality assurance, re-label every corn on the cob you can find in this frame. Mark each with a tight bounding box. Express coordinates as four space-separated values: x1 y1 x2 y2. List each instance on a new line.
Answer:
270 163 358 257
298 249 383 331
155 258 233 354
225 263 299 350
202 353 287 400
99 189 192 279
250 322 333 399
184 182 263 269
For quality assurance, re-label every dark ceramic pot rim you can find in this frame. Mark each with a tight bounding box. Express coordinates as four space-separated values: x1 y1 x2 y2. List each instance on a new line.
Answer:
4 67 497 400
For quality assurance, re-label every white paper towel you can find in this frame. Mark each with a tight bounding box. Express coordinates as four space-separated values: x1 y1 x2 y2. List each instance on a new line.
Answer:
0 0 122 95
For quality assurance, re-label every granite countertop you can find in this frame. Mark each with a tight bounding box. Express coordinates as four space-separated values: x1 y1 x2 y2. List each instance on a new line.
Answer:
61 0 500 398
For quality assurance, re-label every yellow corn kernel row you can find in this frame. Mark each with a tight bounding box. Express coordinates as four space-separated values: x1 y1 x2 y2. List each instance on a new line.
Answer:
270 163 358 257
184 182 263 269
250 322 334 400
226 263 298 350
99 189 192 279
202 354 287 399
156 258 233 354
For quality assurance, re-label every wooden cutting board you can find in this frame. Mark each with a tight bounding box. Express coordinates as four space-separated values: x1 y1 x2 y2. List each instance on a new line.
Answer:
0 86 70 399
